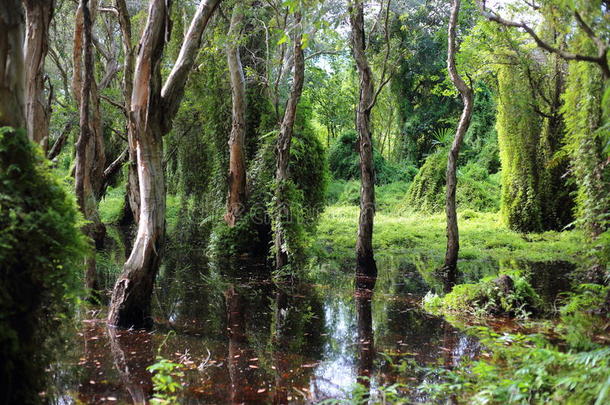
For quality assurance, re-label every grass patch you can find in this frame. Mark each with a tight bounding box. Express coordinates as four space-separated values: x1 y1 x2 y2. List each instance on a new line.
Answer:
99 186 125 224
312 205 585 266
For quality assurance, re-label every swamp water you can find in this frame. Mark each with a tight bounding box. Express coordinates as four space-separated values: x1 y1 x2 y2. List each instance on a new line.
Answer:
48 229 576 404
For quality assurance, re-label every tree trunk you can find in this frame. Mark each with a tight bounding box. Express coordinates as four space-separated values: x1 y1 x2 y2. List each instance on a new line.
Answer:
108 0 169 329
23 0 54 152
349 0 377 287
74 0 105 295
274 12 304 270
108 0 221 329
0 1 25 129
443 0 473 289
224 6 247 227
115 0 140 225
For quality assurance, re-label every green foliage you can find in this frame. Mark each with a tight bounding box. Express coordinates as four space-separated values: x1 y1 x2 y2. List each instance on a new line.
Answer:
404 151 500 213
0 128 86 404
212 121 327 260
98 186 125 224
390 1 461 165
404 151 446 212
496 65 546 232
561 44 609 237
147 356 185 404
421 330 610 405
425 271 542 318
559 284 610 350
270 179 307 269
328 130 416 185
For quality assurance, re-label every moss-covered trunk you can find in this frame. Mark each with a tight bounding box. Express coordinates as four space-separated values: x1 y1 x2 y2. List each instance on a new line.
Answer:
496 66 545 232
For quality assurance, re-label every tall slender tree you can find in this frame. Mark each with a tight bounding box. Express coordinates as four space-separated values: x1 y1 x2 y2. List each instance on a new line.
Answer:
225 4 247 227
443 0 473 288
108 0 221 329
349 0 377 286
274 11 305 269
73 0 106 295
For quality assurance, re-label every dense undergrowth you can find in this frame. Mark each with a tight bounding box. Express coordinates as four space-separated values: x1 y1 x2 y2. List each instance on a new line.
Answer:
0 128 86 404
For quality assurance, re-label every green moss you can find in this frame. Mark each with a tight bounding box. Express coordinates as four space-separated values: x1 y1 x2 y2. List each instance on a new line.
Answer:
496 66 546 232
561 46 609 237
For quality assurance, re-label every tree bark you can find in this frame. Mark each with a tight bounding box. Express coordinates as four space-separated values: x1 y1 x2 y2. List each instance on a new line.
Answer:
23 0 54 152
115 0 140 225
443 0 474 289
108 0 169 329
274 12 305 270
108 0 221 329
224 5 247 227
349 0 377 287
0 1 25 128
74 0 105 295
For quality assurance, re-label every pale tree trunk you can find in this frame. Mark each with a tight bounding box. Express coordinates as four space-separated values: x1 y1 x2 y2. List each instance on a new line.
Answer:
108 0 221 329
23 0 54 152
74 0 105 294
115 0 140 225
224 5 247 227
350 0 377 287
443 0 473 290
0 1 25 129
274 12 304 270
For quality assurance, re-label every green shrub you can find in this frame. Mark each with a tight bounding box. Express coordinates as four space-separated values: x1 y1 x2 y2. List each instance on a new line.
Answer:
405 153 500 213
211 123 327 261
325 179 348 205
422 330 610 405
404 151 447 212
559 284 610 350
0 127 86 404
426 272 542 318
328 130 415 185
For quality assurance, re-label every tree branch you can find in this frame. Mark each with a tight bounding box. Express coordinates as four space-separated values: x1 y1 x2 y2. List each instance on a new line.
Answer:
100 94 126 112
161 0 222 132
475 0 609 79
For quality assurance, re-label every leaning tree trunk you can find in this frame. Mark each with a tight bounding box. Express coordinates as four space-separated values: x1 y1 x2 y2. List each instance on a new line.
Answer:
224 5 247 227
274 12 304 270
23 0 54 152
0 1 25 129
108 0 221 329
74 0 105 294
107 0 169 329
443 0 474 290
350 0 377 287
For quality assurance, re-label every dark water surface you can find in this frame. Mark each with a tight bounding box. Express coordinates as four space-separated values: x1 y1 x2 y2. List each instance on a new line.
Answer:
49 228 577 404
50 263 483 404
